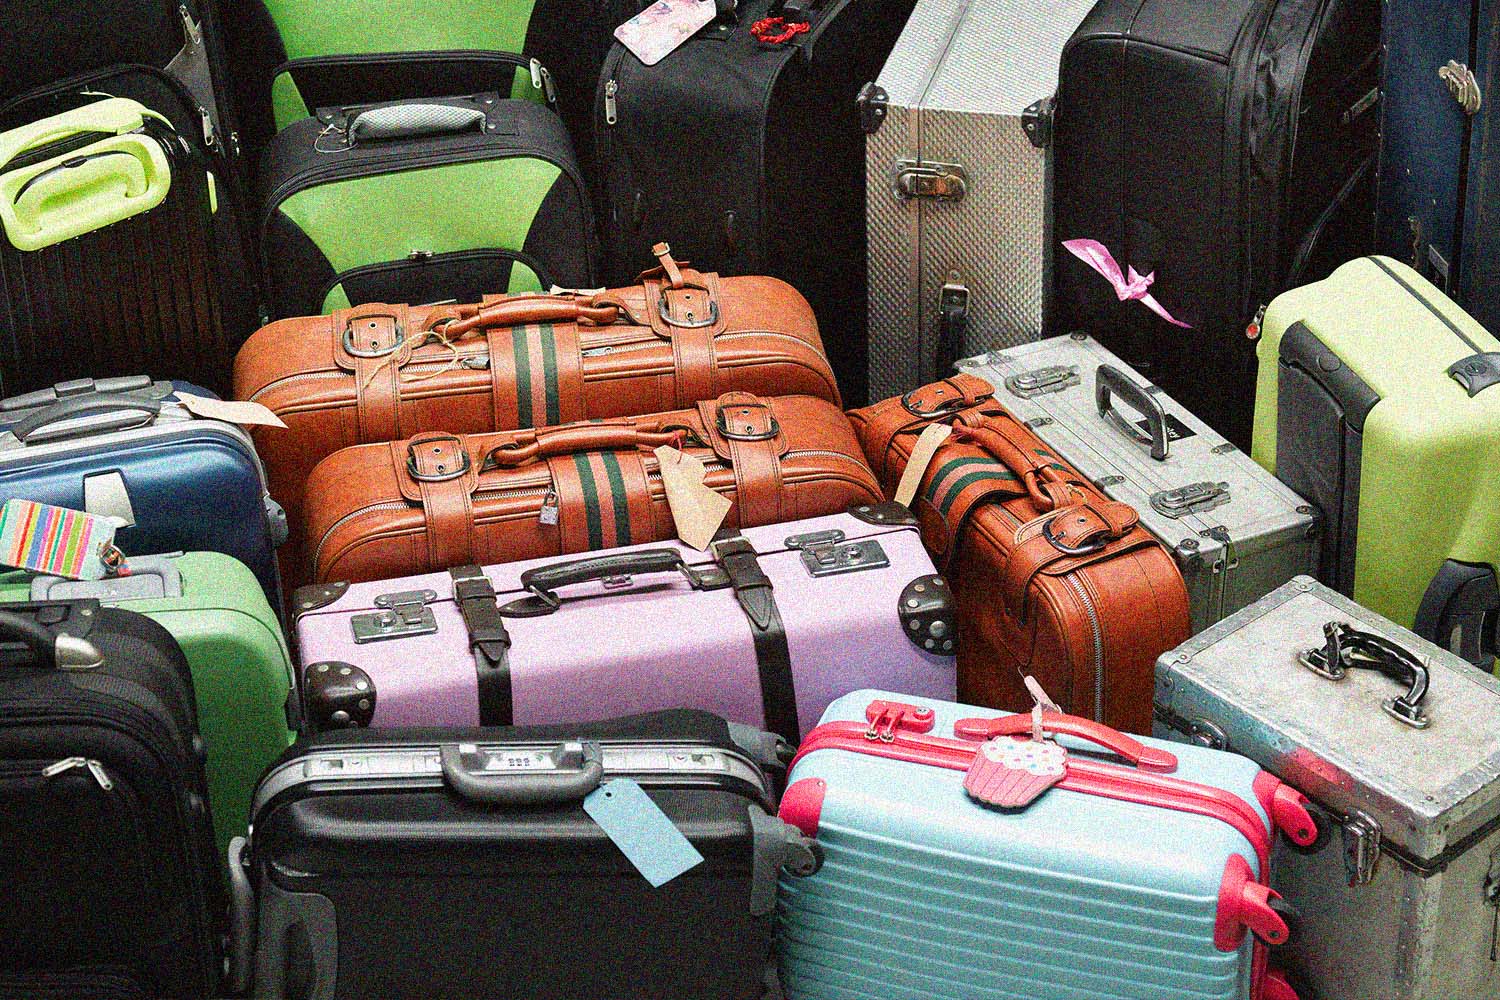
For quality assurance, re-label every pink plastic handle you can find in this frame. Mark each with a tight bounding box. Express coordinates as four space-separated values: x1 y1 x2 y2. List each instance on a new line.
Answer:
952 712 1179 773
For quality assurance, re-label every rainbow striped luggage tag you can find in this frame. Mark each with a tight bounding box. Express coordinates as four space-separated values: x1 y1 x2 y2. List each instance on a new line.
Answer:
0 499 127 580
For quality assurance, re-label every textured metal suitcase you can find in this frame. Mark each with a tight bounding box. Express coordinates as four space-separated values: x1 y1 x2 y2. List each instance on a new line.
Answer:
962 335 1318 633
777 689 1316 1000
1251 256 1500 668
294 506 956 742
0 380 287 610
863 0 1097 402
0 552 297 855
1154 577 1500 1000
228 711 821 1000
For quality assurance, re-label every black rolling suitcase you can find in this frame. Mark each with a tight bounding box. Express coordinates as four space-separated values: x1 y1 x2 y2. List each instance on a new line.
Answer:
230 711 819 999
0 603 223 999
594 0 916 406
1049 0 1381 446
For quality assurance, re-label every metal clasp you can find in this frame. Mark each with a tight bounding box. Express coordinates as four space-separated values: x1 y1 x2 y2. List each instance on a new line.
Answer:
1440 60 1483 116
784 529 845 550
351 589 439 644
893 159 967 201
799 539 889 578
1150 481 1231 519
1342 810 1382 886
1005 365 1080 398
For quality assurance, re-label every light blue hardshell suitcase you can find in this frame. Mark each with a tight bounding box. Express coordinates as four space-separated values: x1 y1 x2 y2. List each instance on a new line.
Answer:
775 690 1317 1000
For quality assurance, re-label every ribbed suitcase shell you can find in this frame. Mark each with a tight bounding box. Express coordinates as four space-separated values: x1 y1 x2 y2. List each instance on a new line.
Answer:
0 552 296 854
293 509 955 738
777 690 1286 1000
963 335 1317 632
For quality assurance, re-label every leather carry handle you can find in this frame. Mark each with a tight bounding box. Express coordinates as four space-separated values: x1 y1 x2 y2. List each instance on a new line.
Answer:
11 393 163 443
1096 364 1170 461
440 742 604 805
952 415 1079 511
515 549 717 614
436 298 619 338
952 711 1179 772
0 609 103 671
487 423 684 468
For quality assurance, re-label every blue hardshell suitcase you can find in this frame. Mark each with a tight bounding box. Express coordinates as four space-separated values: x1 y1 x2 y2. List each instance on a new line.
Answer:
775 690 1316 1000
0 378 286 610
1377 0 1500 333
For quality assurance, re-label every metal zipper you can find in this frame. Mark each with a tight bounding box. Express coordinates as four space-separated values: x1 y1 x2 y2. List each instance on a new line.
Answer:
310 501 408 571
1065 575 1106 722
42 756 114 790
604 79 619 126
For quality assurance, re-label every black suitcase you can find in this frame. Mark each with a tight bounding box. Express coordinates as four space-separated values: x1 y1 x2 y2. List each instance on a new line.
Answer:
230 711 819 999
594 0 916 406
1049 0 1382 446
0 603 223 999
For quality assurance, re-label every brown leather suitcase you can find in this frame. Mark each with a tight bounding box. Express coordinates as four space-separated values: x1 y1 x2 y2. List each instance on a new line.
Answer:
302 391 882 585
234 250 839 586
847 375 1190 733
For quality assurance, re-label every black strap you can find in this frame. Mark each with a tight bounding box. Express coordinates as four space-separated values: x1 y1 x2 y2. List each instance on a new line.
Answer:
714 537 799 743
450 566 513 726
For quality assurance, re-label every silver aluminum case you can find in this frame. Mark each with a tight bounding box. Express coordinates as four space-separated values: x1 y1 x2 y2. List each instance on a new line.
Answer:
1154 577 1500 1000
865 0 1095 402
962 334 1317 632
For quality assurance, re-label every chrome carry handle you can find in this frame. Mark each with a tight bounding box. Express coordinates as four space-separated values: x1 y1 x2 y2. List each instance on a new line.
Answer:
1299 621 1432 729
1096 364 1170 461
439 742 604 806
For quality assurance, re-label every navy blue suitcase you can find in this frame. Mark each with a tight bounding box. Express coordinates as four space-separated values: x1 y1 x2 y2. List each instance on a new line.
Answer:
0 377 286 611
1378 0 1500 333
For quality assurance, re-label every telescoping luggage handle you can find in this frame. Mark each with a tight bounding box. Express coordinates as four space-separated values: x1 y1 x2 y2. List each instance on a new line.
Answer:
0 609 103 670
8 393 162 444
439 740 604 805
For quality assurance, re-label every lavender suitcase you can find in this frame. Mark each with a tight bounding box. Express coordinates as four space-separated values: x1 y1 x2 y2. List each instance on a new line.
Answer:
292 504 957 742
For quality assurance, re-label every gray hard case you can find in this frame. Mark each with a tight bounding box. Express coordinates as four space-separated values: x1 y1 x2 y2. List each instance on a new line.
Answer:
963 335 1317 632
863 0 1095 402
1155 577 1500 1000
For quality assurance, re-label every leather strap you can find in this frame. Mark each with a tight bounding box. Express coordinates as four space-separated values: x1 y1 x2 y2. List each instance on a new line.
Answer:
714 536 798 743
1000 501 1141 621
450 565 513 726
348 312 404 443
396 435 477 571
547 449 653 553
439 297 617 339
700 393 784 528
643 269 724 408
856 374 997 484
487 322 588 430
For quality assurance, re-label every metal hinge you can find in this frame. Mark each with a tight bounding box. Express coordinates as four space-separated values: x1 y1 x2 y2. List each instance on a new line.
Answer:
1021 96 1054 148
351 589 439 643
857 82 888 134
893 160 967 201
1440 60 1483 116
1343 810 1382 886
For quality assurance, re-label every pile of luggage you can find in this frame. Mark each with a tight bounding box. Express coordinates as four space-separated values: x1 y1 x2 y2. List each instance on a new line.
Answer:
2 1 1499 998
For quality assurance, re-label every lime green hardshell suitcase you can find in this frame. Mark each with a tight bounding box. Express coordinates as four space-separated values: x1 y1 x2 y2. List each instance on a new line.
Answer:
1252 256 1500 669
0 552 296 851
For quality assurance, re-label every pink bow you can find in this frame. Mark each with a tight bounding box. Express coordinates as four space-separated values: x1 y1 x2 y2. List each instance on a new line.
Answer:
1062 238 1192 329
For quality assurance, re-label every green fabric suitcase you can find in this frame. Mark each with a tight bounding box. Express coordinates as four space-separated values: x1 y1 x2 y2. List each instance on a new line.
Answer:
257 93 594 318
1252 255 1500 670
0 552 296 852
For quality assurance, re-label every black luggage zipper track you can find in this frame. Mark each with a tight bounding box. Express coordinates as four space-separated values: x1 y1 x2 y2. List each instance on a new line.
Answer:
1 63 218 155
272 49 552 105
314 247 556 306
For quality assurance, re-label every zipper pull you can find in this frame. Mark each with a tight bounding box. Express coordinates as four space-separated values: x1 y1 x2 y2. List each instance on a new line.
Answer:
179 4 203 47
539 487 560 526
580 345 615 358
529 58 544 92
43 757 114 790
460 354 491 370
199 106 218 150
407 249 433 262
604 80 618 126
539 65 557 106
1246 303 1268 340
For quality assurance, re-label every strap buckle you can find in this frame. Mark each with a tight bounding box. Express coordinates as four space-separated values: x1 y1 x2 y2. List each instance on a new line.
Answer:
342 313 404 358
901 379 976 420
656 288 721 329
1041 513 1109 556
406 434 471 483
715 400 780 441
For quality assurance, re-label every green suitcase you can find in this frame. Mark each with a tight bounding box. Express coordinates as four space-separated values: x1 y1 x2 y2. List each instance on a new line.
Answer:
0 552 297 852
1252 255 1500 670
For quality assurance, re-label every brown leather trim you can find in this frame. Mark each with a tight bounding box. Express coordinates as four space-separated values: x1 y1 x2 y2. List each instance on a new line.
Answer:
333 305 407 371
351 313 404 443
697 392 789 463
1000 502 1142 621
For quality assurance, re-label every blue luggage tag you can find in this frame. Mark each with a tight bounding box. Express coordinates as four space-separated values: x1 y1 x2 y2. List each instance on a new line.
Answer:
583 778 704 887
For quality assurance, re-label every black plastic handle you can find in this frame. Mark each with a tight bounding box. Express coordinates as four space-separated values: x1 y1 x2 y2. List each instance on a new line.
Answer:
518 549 705 612
1096 364 1169 461
0 375 155 412
440 742 603 806
11 393 162 443
0 609 101 670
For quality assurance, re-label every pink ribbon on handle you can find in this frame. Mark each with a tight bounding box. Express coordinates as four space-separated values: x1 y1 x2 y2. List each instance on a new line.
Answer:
1062 238 1192 329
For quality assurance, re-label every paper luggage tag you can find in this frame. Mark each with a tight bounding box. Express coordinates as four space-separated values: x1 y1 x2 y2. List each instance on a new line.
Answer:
964 736 1067 809
0 499 126 581
893 423 952 508
615 0 718 66
655 445 730 550
174 392 287 429
583 778 704 887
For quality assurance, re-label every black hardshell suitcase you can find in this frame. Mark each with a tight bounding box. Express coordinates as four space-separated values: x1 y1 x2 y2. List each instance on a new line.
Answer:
230 711 819 999
0 603 223 999
1049 0 1382 446
595 0 917 406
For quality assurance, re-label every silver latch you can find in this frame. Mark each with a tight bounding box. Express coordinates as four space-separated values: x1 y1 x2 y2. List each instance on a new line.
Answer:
1005 365 1080 398
1201 525 1239 572
352 589 439 644
1440 60 1483 115
1150 481 1231 519
893 160 967 201
784 529 846 550
1343 810 1382 886
800 539 890 578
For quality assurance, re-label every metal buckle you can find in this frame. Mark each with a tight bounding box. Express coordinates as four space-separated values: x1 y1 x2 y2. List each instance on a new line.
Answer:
656 289 721 329
406 435 471 483
715 402 780 442
341 314 404 358
900 380 976 419
1041 515 1108 556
